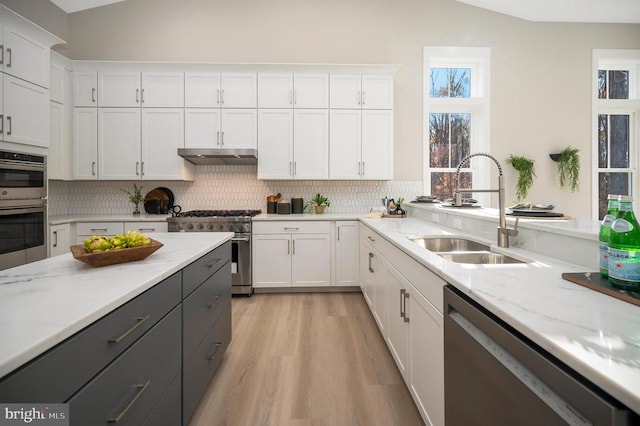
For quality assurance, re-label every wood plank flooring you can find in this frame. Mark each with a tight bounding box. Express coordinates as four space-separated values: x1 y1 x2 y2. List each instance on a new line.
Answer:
189 292 424 426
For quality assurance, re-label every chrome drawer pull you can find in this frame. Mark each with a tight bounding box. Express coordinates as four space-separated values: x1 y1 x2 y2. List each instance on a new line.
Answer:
367 236 375 242
108 314 150 344
207 295 221 309
283 227 299 231
207 342 222 360
137 228 155 232
107 380 150 423
207 258 221 268
404 292 410 323
90 228 108 232
400 289 406 318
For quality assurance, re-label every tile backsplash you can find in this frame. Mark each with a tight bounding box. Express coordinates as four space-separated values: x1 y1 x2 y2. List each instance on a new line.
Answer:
48 165 422 216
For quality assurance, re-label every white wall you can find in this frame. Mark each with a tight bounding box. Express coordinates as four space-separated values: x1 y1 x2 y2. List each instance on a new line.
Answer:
5 0 640 218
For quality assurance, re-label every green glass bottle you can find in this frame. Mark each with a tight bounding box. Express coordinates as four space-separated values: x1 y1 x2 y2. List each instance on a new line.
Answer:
599 194 619 277
608 195 640 290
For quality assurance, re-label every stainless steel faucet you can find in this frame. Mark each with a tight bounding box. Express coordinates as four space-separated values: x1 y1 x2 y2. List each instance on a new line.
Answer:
453 152 519 248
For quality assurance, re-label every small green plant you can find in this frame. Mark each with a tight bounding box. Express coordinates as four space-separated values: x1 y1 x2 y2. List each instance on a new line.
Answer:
506 155 536 201
307 193 330 208
122 183 143 213
556 146 580 192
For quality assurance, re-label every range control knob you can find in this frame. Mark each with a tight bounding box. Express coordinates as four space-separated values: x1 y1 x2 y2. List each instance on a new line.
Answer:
197 223 204 230
207 223 215 231
186 223 194 230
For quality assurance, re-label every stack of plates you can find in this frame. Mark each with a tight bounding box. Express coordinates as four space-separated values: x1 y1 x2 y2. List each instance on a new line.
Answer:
414 195 440 203
507 204 564 217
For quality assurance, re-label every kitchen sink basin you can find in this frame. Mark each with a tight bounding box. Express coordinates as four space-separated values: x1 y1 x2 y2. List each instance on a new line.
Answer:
409 237 489 252
436 251 525 264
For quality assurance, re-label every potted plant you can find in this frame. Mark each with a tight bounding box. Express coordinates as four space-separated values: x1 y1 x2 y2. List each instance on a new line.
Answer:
122 183 144 215
551 146 580 192
306 193 330 214
506 154 535 201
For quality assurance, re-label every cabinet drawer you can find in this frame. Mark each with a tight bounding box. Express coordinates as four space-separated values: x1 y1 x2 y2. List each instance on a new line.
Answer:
76 222 124 236
183 261 231 362
183 303 231 424
125 221 168 233
253 220 330 234
68 306 182 426
183 241 231 297
0 273 181 403
141 373 181 426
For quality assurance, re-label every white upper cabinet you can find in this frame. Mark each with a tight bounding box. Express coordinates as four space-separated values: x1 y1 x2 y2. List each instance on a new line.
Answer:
361 109 393 179
97 71 183 107
330 74 393 109
140 72 184 107
1 23 50 89
257 109 294 179
98 107 141 179
73 71 97 107
141 108 189 179
184 108 221 148
220 109 257 149
258 73 328 108
98 71 140 107
2 75 49 147
73 107 98 180
185 72 256 108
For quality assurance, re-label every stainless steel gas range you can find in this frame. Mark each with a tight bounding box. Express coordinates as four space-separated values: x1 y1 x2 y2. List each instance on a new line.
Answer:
167 209 261 295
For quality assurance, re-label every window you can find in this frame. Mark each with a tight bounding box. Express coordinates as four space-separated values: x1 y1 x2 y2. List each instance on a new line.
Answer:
592 50 640 219
423 47 490 203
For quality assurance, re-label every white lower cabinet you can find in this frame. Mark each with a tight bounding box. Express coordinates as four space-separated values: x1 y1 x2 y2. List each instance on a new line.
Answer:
49 223 70 257
73 221 168 244
359 223 444 426
334 221 359 287
253 221 331 288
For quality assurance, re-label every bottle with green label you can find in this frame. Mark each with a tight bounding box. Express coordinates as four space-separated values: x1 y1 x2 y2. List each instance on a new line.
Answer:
608 195 640 290
599 194 619 277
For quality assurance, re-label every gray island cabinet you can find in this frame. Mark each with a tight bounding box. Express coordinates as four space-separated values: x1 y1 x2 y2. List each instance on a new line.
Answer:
0 234 232 426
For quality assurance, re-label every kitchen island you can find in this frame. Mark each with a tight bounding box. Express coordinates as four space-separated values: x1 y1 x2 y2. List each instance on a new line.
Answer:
0 232 233 425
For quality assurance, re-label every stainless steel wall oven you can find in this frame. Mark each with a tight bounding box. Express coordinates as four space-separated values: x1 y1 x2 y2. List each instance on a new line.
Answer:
0 150 47 270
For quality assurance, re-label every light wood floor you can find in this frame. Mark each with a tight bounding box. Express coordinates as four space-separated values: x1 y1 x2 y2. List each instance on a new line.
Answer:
189 292 424 426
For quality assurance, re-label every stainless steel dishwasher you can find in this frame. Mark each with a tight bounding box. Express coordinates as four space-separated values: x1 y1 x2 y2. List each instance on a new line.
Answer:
444 285 638 425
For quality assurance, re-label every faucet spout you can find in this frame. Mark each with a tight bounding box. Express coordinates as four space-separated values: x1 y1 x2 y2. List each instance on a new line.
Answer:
453 152 518 248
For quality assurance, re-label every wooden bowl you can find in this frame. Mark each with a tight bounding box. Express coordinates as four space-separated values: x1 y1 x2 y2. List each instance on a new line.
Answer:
70 239 163 267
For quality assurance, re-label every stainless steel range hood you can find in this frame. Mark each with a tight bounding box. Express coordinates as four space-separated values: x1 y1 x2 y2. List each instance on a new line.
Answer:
177 148 258 165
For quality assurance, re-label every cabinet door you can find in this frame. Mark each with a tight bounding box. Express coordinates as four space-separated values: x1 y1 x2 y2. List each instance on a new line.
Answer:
409 286 444 426
293 74 328 108
98 108 141 179
386 267 410 382
372 253 387 334
73 108 98 179
220 73 257 108
185 73 220 107
257 73 293 108
98 71 141 107
50 61 64 104
361 75 394 109
361 109 393 180
49 101 63 179
253 234 291 288
257 109 293 179
3 26 50 88
3 75 49 147
73 71 98 107
184 108 221 148
291 234 331 287
141 108 185 180
293 109 328 179
329 74 361 109
359 237 375 307
335 221 359 286
220 109 257 149
141 72 184 107
329 109 361 179
49 224 70 257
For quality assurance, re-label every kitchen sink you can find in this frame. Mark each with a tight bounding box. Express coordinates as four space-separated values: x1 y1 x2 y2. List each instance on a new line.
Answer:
409 237 490 252
409 236 528 264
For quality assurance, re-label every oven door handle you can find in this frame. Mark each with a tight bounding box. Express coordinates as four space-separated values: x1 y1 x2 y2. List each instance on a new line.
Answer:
231 237 250 242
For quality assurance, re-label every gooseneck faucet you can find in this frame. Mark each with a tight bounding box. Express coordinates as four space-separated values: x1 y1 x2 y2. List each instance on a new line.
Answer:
453 152 519 248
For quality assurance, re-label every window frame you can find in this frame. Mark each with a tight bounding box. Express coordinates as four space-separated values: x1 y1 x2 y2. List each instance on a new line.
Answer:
592 49 640 219
423 47 491 203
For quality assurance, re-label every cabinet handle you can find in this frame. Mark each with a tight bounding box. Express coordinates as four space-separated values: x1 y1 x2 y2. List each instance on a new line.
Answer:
0 45 3 65
0 114 3 134
362 162 365 176
137 228 155 232
400 288 405 318
92 161 96 176
294 90 297 105
367 236 375 242
221 131 224 146
283 227 299 231
140 161 144 176
337 226 340 241
292 239 295 254
90 228 108 232
368 252 374 272
135 88 140 103
107 380 151 423
357 161 361 176
207 295 222 309
108 314 151 344
217 89 220 105
221 89 225 104
289 161 293 176
217 131 220 146
404 292 410 323
232 237 250 242
287 240 290 255
141 88 145 104
357 90 361 105
6 116 11 135
362 90 365 105
293 161 297 176
53 230 58 247
135 161 140 175
6 48 11 67
92 88 96 103
207 342 222 361
207 258 222 269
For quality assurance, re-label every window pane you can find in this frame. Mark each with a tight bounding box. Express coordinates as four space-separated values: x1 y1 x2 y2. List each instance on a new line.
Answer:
450 113 471 166
609 70 629 99
598 70 607 99
450 68 471 98
610 115 630 168
598 172 631 219
431 172 471 200
598 114 608 168
429 113 449 167
430 68 449 97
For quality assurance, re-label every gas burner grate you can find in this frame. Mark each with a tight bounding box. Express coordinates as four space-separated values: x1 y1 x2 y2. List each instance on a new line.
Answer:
177 209 262 218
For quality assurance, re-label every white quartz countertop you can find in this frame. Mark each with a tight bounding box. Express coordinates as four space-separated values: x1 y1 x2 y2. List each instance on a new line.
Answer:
253 212 362 221
49 214 171 224
361 216 640 414
0 232 233 378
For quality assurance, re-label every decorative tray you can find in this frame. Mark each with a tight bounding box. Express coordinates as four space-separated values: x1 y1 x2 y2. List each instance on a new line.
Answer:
70 239 163 267
561 272 640 306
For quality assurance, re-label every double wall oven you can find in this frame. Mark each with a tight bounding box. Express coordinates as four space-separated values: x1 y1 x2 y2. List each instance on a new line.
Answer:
0 150 47 270
167 210 261 295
